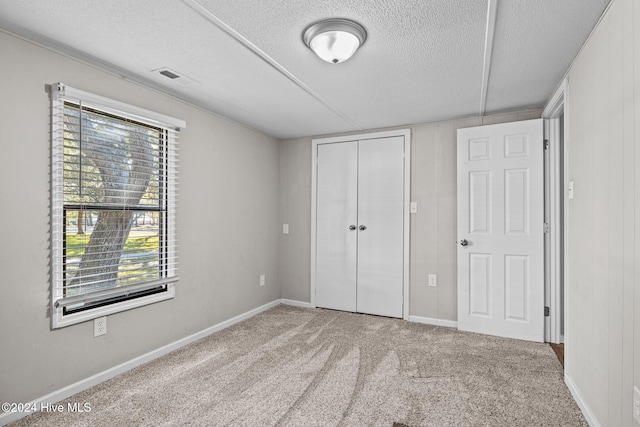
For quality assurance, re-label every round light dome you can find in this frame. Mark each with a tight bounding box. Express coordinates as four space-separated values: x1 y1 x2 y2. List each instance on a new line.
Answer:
303 19 367 64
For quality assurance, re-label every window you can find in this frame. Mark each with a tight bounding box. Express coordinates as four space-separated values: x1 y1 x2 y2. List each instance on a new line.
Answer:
51 83 183 328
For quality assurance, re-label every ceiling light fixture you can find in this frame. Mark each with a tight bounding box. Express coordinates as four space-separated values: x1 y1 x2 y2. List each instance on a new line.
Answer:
303 18 367 64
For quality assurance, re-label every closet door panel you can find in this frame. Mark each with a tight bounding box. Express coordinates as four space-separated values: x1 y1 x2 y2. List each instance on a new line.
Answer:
356 136 405 318
315 141 358 312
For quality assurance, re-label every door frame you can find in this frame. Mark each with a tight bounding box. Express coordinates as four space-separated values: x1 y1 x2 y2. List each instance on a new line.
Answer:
542 79 569 345
310 129 411 320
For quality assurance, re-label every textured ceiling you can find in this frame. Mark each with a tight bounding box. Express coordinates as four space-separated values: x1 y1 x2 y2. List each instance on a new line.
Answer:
0 0 610 139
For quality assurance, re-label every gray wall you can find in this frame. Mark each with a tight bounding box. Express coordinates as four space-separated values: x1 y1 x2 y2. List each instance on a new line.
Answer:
0 31 281 403
279 111 541 321
562 0 640 424
279 138 313 303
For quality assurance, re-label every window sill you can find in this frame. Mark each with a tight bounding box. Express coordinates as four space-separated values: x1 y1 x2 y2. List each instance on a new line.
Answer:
51 284 175 329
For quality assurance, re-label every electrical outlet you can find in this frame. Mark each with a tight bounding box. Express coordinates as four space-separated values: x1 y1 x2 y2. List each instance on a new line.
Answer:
94 316 107 337
633 386 640 423
428 274 437 287
260 274 265 287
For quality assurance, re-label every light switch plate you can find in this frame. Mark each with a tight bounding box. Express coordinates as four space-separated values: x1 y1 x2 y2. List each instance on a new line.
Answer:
568 181 574 200
428 274 437 287
410 202 418 214
283 224 289 234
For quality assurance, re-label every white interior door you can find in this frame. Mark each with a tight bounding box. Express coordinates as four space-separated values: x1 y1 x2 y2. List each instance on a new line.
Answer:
315 141 358 312
457 119 544 342
357 136 405 318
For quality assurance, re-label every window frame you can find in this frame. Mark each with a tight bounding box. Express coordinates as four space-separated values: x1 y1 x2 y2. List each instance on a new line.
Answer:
50 83 184 329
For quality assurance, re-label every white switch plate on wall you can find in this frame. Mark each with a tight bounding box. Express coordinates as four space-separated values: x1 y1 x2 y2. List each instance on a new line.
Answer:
568 181 574 200
283 224 289 234
428 274 437 287
260 274 265 287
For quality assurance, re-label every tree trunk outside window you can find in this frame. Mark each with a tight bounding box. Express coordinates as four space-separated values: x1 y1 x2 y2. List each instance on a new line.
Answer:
67 114 156 295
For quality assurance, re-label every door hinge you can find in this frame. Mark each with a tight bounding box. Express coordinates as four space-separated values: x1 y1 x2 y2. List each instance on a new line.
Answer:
543 223 550 233
545 306 550 317
544 139 550 150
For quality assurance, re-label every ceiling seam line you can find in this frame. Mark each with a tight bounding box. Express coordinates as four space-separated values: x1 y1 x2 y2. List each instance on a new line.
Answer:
479 0 498 116
181 0 365 131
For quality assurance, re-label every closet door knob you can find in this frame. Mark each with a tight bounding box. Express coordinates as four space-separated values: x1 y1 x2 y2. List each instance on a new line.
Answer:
349 225 357 231
359 225 367 231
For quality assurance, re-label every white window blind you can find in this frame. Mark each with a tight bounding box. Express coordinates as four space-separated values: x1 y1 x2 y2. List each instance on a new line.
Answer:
51 83 183 328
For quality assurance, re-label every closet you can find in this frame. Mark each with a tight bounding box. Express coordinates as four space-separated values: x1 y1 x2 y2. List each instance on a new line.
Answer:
312 130 410 319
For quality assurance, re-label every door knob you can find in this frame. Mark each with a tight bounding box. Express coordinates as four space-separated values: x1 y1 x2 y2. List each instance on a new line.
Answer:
349 225 357 231
460 239 469 247
359 225 367 231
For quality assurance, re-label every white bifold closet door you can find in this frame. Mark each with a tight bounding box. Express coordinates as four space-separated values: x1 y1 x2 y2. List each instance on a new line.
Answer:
316 141 358 313
315 136 404 318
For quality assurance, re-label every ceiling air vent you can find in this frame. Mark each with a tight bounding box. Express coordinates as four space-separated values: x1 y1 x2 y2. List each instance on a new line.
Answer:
152 67 199 87
159 69 180 79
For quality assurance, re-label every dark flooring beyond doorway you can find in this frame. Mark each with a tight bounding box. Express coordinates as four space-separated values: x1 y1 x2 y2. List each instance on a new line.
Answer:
550 343 565 368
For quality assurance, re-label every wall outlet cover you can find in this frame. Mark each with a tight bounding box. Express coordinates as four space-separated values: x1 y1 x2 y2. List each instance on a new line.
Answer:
94 316 107 337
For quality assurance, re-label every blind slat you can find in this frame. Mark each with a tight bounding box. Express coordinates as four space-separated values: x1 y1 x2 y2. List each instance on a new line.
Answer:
55 277 180 309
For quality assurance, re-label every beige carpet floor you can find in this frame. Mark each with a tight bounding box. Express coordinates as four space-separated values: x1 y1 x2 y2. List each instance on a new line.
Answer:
11 305 586 426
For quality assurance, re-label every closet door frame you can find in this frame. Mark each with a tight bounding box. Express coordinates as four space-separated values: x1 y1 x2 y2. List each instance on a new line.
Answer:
310 129 411 320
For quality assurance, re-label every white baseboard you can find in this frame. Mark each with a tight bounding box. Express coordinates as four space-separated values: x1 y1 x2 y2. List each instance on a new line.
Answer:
0 299 282 427
280 299 314 308
408 315 458 328
564 373 601 427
